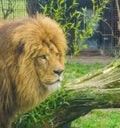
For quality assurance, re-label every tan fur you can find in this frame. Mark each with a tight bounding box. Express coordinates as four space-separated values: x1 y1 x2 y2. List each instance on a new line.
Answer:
0 15 67 128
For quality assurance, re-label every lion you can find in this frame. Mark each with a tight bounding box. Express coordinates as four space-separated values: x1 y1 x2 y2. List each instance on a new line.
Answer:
0 15 67 128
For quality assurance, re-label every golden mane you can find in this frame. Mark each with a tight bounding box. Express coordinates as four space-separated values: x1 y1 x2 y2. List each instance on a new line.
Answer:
0 15 67 128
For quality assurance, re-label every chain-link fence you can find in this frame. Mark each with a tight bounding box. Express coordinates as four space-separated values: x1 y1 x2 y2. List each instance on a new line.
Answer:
0 0 27 19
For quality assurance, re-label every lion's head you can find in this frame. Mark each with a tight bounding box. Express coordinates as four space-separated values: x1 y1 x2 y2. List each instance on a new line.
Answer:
0 15 67 127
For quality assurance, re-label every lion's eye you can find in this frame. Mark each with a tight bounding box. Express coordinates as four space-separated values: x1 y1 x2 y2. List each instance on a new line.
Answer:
56 53 60 57
40 55 47 60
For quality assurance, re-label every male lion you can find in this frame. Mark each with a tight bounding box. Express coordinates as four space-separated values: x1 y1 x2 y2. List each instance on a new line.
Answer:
0 15 67 128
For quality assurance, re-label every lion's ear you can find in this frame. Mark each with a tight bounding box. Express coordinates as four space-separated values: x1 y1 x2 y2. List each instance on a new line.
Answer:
16 40 25 54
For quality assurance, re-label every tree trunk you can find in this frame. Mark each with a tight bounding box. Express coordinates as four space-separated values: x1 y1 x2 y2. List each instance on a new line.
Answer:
25 57 120 128
26 0 39 17
115 0 120 48
116 0 120 30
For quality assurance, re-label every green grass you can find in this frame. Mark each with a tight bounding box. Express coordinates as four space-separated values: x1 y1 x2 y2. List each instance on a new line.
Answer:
71 109 120 128
63 62 104 84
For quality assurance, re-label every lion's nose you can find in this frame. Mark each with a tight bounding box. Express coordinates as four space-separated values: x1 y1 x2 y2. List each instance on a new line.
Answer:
53 69 64 76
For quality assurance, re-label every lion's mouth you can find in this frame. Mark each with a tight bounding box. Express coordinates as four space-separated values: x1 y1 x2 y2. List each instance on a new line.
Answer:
52 79 61 84
49 76 62 84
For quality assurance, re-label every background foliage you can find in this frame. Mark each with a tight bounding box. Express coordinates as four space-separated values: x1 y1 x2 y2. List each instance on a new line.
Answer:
38 0 110 55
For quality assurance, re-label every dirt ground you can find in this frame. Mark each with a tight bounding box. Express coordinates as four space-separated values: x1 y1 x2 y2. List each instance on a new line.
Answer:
66 55 115 65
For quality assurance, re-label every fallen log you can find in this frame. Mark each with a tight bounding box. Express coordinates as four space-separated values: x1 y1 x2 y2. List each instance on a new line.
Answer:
13 57 120 128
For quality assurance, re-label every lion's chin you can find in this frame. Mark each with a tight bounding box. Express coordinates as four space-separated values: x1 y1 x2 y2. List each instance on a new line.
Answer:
45 82 61 92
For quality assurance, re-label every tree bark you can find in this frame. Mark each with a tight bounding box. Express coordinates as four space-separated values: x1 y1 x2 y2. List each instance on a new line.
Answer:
115 0 120 48
116 0 120 30
25 57 120 128
26 0 39 17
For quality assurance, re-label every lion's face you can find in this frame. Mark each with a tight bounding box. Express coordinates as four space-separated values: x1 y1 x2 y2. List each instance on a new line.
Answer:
34 43 64 92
